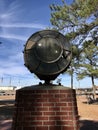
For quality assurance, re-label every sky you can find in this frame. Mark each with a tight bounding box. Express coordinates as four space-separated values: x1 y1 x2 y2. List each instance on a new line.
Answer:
0 0 98 88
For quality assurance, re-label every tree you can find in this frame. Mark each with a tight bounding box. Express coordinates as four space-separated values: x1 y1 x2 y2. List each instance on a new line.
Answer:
50 0 98 91
77 39 98 98
50 0 98 35
50 0 98 45
66 44 81 88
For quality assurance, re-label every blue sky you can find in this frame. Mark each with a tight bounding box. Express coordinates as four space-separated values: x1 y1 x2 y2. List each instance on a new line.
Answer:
0 0 98 88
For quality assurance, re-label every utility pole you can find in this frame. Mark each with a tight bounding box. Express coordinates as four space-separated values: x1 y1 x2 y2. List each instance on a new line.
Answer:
0 77 3 86
70 63 74 89
9 77 11 87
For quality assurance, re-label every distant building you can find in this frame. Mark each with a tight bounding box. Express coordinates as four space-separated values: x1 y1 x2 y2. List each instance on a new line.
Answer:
0 86 15 90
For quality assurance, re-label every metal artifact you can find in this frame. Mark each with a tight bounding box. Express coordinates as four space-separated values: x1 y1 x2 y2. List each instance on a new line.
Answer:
24 30 71 84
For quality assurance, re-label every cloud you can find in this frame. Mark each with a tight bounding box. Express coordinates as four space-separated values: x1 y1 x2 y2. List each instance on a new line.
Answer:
0 23 47 41
0 23 47 29
0 0 24 23
0 0 48 80
0 33 27 41
0 22 47 41
0 0 48 41
0 65 28 75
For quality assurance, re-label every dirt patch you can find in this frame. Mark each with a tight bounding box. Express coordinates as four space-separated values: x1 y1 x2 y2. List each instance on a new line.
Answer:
77 95 98 121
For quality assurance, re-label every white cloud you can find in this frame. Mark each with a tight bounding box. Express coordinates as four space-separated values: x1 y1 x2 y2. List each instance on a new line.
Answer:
0 33 27 41
0 23 47 41
0 65 28 75
0 0 23 23
0 23 46 29
0 0 47 41
0 0 48 79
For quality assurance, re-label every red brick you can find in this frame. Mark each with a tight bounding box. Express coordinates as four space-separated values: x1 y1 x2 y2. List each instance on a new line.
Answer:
35 90 47 93
17 107 24 111
44 112 55 115
62 126 74 130
37 107 48 111
36 126 48 130
56 112 68 115
68 102 73 106
36 98 48 102
31 112 42 116
43 103 54 106
62 116 71 120
54 94 66 98
31 121 42 125
36 117 48 120
73 109 78 115
17 116 23 121
73 115 79 120
42 94 54 98
43 121 55 125
61 107 72 111
60 89 72 93
66 98 73 102
49 107 60 111
59 98 68 102
56 120 73 126
72 101 77 106
49 98 59 102
23 117 36 121
12 88 79 130
23 126 35 130
68 112 73 115
49 90 60 93
49 116 61 120
49 126 62 130
66 93 72 98
31 94 42 98
56 103 67 106
24 106 35 111
18 121 42 126
32 103 43 106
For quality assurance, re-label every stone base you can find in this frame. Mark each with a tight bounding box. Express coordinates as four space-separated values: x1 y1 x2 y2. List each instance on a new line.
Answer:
12 85 80 130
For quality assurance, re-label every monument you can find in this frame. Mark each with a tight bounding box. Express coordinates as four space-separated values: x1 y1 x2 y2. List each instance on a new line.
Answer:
12 30 79 130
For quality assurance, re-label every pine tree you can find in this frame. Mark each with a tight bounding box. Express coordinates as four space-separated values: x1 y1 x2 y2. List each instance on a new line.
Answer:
50 0 98 92
78 39 98 98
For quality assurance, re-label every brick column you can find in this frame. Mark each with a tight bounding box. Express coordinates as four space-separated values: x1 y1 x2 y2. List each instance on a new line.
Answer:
12 86 79 130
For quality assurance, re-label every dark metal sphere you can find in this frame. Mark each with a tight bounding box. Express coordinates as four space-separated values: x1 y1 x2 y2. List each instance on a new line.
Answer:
24 30 71 82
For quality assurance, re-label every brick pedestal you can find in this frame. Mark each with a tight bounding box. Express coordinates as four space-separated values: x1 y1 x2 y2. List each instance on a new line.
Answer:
12 85 79 130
